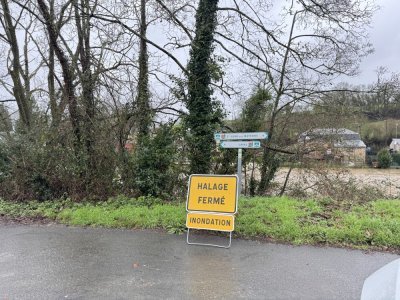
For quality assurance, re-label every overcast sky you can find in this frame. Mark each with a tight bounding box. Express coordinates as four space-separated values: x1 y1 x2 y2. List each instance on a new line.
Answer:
1 0 398 119
351 0 400 84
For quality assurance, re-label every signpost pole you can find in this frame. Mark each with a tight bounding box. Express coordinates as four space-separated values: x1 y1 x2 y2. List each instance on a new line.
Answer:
237 148 242 195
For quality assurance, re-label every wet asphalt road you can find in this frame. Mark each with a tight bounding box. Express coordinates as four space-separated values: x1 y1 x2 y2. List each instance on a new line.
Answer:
0 225 398 300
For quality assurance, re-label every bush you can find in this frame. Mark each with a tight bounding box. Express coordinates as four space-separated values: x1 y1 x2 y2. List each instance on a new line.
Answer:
0 114 119 201
132 124 180 198
0 141 10 183
391 153 400 165
377 149 392 168
249 176 258 197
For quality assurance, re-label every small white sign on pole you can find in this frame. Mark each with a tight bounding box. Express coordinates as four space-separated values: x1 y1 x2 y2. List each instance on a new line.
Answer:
214 131 268 197
220 140 261 149
214 132 268 141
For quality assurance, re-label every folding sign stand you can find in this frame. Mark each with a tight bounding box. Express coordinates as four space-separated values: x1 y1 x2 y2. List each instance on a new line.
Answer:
185 175 238 249
186 228 232 249
185 211 236 249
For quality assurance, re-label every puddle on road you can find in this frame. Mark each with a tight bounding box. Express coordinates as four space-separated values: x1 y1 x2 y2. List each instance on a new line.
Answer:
183 235 238 298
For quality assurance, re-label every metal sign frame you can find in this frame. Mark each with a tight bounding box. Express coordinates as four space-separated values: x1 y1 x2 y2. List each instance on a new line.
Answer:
185 175 238 249
186 228 232 248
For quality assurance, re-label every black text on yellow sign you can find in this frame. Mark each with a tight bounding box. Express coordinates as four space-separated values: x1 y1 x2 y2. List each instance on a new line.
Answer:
186 175 238 213
186 212 235 232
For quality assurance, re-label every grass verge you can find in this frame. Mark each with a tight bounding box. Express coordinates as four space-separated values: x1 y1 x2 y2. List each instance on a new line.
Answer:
0 196 399 251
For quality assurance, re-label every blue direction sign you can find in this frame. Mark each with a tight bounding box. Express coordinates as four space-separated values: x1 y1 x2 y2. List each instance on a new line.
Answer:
214 132 268 141
220 140 261 149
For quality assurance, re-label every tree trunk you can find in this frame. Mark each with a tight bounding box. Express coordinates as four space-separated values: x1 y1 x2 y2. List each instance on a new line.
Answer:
74 0 96 179
48 0 59 126
38 0 82 154
186 0 219 174
136 0 151 144
1 0 32 129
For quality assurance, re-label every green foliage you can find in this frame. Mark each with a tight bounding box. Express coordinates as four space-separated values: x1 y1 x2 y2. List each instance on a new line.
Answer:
377 149 392 168
249 177 258 197
185 0 220 174
1 128 74 200
240 88 271 132
0 141 10 183
258 152 282 194
0 106 188 202
0 198 75 218
208 54 226 82
58 204 186 233
361 119 398 148
391 153 400 165
236 197 400 248
0 112 118 201
169 75 187 102
240 87 271 194
214 88 271 188
0 104 12 132
213 148 237 174
103 195 163 208
136 5 151 142
132 124 178 198
1 196 400 249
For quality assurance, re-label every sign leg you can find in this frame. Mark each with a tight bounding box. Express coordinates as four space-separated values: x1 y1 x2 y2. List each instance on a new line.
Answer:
186 228 232 248
237 148 242 195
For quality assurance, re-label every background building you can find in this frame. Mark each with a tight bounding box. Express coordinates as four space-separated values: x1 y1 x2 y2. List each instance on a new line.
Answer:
390 138 400 152
299 128 366 166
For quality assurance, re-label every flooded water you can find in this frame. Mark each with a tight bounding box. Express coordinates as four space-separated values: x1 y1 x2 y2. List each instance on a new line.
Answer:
273 167 400 197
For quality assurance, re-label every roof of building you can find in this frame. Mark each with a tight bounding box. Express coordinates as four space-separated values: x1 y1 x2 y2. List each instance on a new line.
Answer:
299 128 360 141
302 128 357 135
334 140 366 148
300 128 358 136
390 138 400 145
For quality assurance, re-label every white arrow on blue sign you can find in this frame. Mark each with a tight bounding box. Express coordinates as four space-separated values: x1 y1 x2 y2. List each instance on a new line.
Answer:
220 140 261 149
214 132 268 141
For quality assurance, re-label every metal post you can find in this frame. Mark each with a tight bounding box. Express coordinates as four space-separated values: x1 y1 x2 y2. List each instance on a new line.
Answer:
186 228 232 248
237 148 242 195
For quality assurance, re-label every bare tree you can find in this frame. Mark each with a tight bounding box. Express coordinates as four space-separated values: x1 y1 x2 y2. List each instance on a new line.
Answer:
213 0 376 193
0 0 33 129
37 0 83 152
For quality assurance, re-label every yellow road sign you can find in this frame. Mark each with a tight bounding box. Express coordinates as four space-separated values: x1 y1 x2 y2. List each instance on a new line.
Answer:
186 212 235 232
186 175 238 213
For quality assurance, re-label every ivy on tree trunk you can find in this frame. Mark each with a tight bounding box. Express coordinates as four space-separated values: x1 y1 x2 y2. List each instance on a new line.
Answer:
136 0 151 144
186 0 219 174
